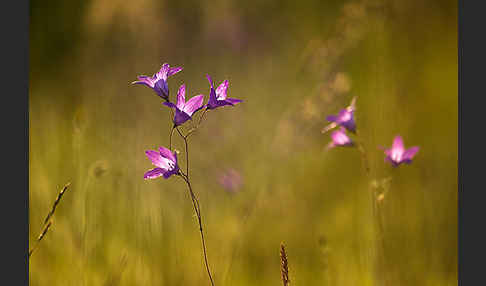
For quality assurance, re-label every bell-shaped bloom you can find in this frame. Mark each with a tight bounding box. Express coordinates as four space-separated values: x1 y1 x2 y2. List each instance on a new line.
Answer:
218 168 243 193
163 84 204 126
205 75 242 110
327 127 354 149
382 135 419 167
144 146 179 179
132 63 183 101
322 96 357 134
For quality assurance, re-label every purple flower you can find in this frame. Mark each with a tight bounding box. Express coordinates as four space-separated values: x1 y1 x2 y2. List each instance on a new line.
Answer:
144 146 179 179
205 75 242 110
132 63 183 101
322 96 357 134
218 168 243 193
163 84 204 126
328 127 354 149
383 135 419 167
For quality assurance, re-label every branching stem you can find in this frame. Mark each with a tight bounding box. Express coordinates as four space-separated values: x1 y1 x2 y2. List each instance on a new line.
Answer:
174 124 215 286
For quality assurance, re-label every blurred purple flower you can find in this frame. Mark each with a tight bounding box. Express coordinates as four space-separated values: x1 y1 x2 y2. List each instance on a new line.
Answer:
132 63 183 101
218 169 243 193
205 75 242 110
382 135 419 167
322 96 357 134
163 84 204 126
144 146 179 179
327 127 354 149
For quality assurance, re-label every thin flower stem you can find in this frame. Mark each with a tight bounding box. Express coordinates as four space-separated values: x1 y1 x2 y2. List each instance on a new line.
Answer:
175 126 189 178
174 124 214 285
355 132 371 177
178 174 215 286
169 127 175 150
355 132 388 286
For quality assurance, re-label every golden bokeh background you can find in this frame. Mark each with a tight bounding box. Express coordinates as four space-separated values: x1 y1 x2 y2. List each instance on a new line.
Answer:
29 0 457 285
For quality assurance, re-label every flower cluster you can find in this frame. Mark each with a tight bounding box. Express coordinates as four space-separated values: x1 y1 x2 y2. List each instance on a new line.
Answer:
133 62 243 178
322 96 357 149
323 96 419 167
133 62 242 286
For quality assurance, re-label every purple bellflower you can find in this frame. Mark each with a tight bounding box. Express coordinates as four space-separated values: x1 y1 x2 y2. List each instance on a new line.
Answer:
163 84 204 126
205 75 242 110
144 146 179 179
322 96 357 134
218 168 243 193
132 63 183 101
327 127 354 149
382 135 419 167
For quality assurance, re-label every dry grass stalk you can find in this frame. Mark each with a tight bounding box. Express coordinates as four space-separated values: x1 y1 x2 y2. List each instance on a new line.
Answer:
29 220 52 257
44 182 71 224
29 182 71 258
280 242 290 286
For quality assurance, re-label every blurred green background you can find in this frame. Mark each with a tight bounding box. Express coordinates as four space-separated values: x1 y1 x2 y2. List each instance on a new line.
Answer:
29 0 457 285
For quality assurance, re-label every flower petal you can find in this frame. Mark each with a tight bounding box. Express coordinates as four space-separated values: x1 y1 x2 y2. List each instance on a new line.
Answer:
145 150 171 169
326 115 338 122
163 102 177 109
338 109 353 123
215 100 233 108
403 146 419 161
144 168 166 179
154 79 169 99
331 127 353 146
183 95 204 115
392 135 404 151
132 76 155 88
206 74 214 88
174 109 192 126
216 80 229 100
159 146 177 163
168 66 183 77
157 63 170 81
162 168 179 179
225 98 242 105
177 84 186 110
341 118 356 133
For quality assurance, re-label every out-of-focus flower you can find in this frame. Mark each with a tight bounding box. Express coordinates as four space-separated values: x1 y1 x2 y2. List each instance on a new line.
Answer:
132 63 183 101
382 135 419 167
322 96 357 134
218 168 243 193
327 127 354 149
163 84 204 126
205 75 242 110
144 147 179 179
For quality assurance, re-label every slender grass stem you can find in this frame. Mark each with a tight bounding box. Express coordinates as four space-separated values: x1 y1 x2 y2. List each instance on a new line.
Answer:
29 182 71 258
29 220 52 258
